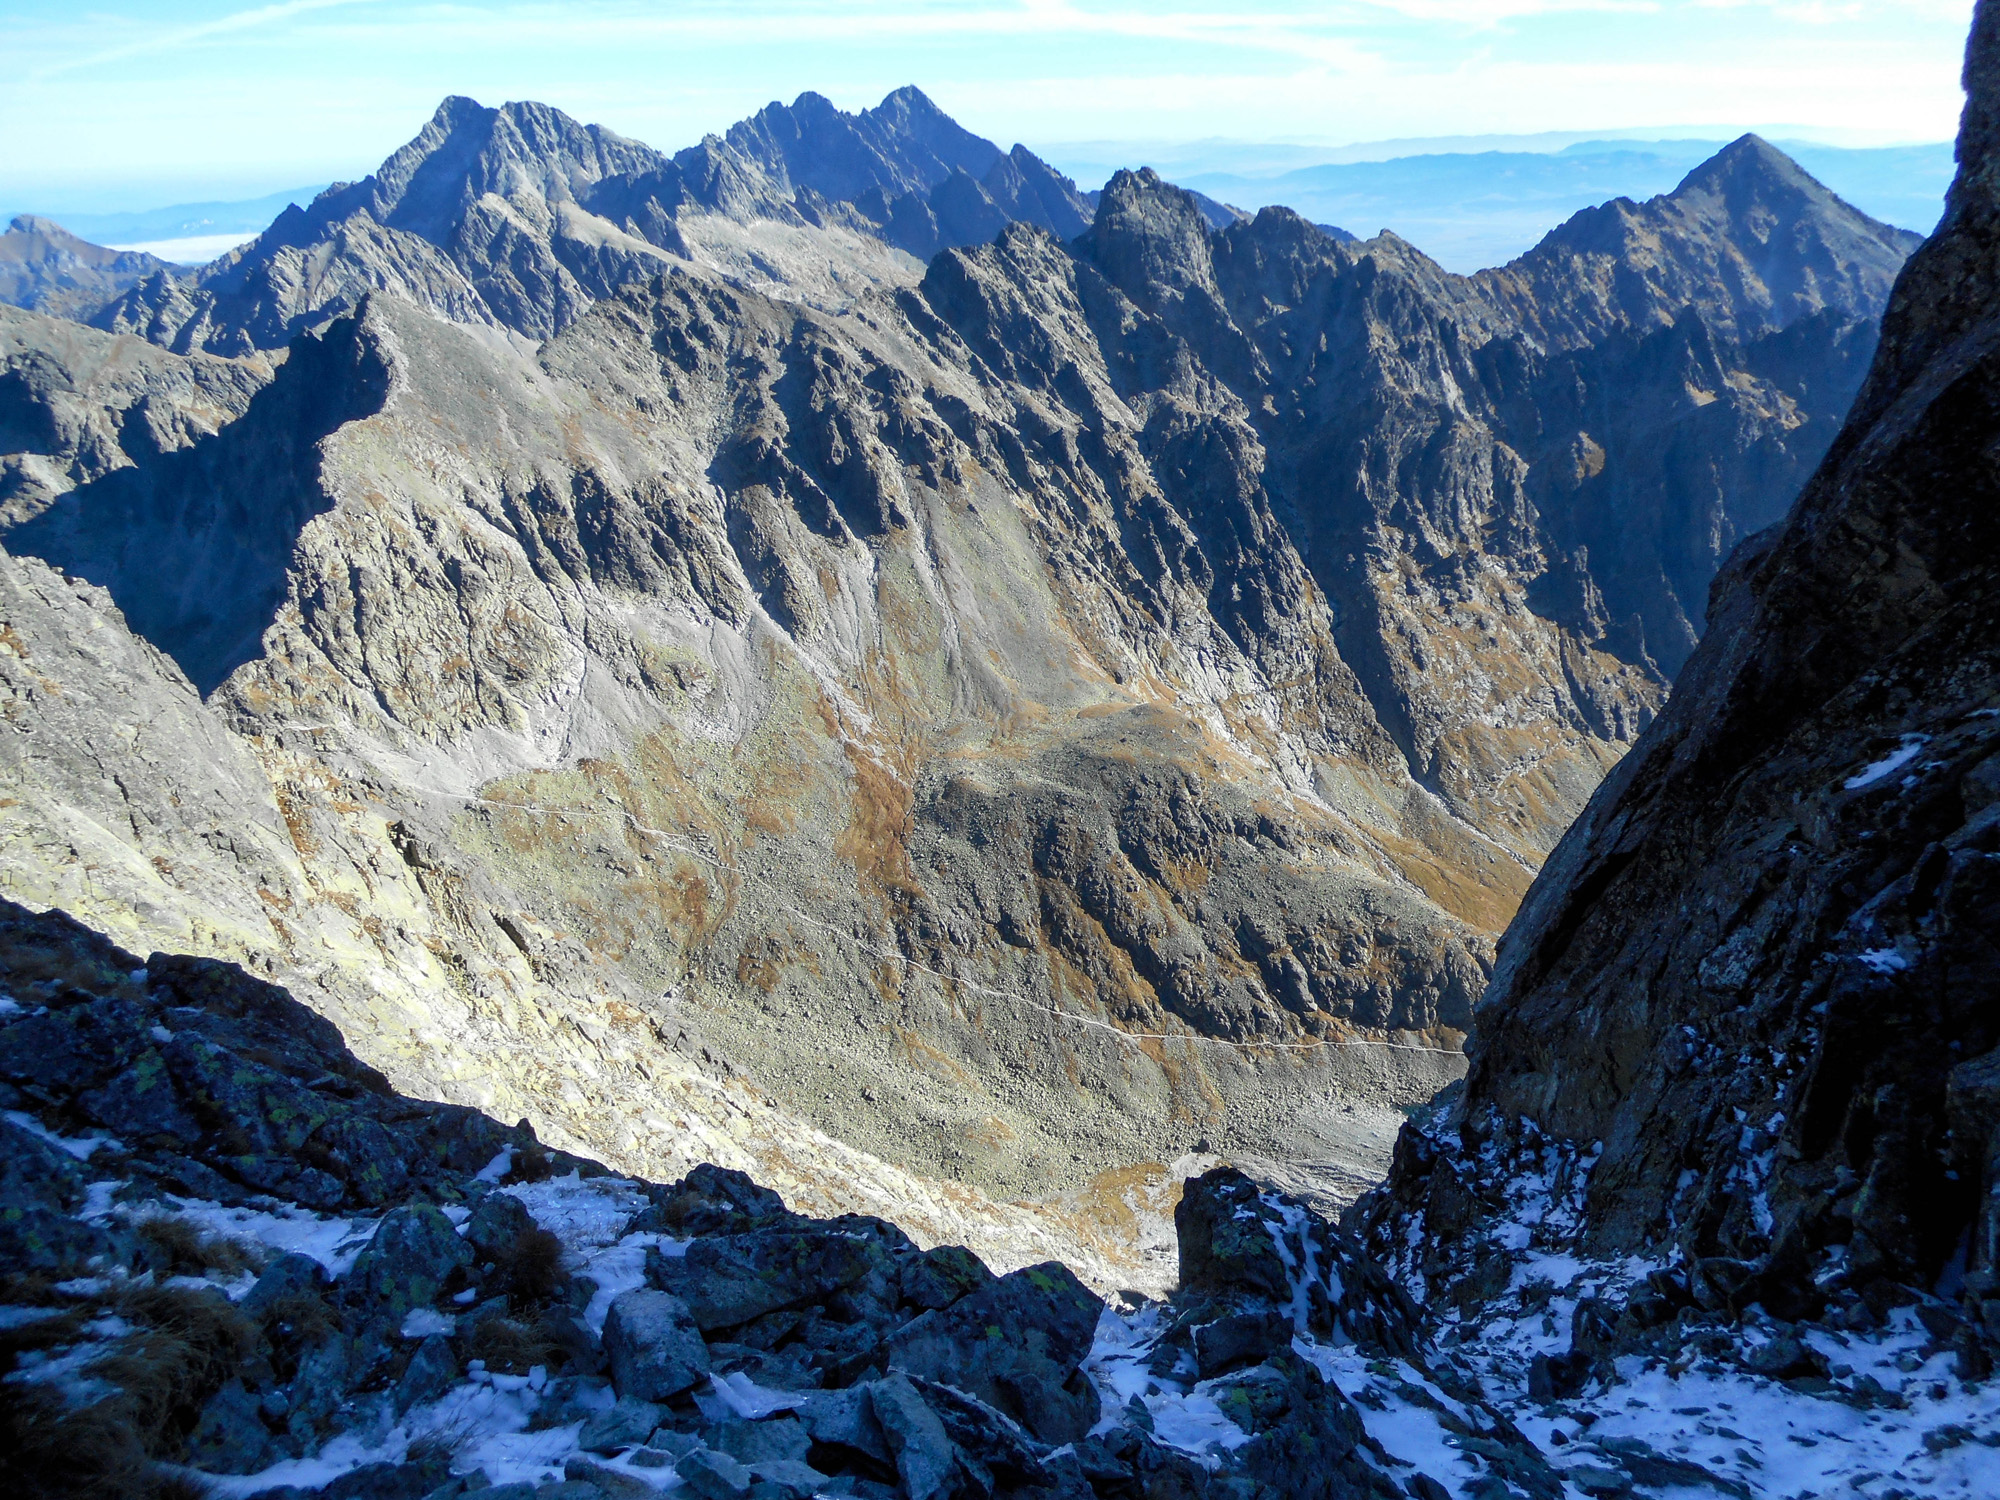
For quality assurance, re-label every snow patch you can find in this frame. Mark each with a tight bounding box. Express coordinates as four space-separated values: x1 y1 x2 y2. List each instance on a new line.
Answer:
1844 734 1929 790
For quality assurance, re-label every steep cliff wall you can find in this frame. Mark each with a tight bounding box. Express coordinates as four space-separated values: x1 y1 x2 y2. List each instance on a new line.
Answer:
1365 1 2000 1346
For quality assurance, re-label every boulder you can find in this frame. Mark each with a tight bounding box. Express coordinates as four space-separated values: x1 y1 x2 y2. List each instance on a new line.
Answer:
1193 1308 1293 1378
676 1445 755 1500
245 1251 331 1316
602 1288 711 1401
1745 1331 1829 1380
744 1457 836 1499
309 1113 412 1206
911 1377 1050 1489
348 1204 472 1318
285 1334 356 1444
1528 1350 1593 1401
561 1456 656 1498
0 1113 87 1211
1208 1353 1385 1500
1178 1167 1419 1355
1176 1169 1296 1303
578 1395 667 1453
0 1204 130 1275
527 1374 616 1432
708 1414 812 1463
800 1386 892 1464
884 1261 1103 1445
898 1243 995 1312
651 1228 885 1332
394 1334 459 1413
163 1032 335 1157
868 1373 959 1500
464 1190 537 1260
79 1048 202 1144
186 1378 281 1474
0 995 148 1090
317 1458 453 1499
630 1164 792 1237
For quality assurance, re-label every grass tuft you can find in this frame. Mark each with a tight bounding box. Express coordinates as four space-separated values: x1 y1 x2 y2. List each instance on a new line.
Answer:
465 1312 568 1374
134 1216 262 1279
495 1225 567 1308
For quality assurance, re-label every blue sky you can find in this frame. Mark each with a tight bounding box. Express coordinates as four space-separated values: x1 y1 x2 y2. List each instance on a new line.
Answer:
0 0 1975 210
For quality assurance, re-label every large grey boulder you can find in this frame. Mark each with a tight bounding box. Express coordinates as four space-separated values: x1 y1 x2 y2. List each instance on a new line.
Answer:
868 1373 959 1500
674 1445 754 1500
885 1261 1103 1445
578 1394 666 1453
602 1288 710 1401
347 1203 472 1318
649 1227 884 1331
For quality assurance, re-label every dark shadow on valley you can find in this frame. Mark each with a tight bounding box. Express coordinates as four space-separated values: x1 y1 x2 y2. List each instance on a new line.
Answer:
0 313 391 696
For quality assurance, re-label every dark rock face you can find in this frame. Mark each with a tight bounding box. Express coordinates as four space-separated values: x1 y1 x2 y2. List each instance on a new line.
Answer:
0 902 589 1215
1174 1167 1419 1356
1361 0 2000 1350
885 1261 1104 1444
0 215 172 323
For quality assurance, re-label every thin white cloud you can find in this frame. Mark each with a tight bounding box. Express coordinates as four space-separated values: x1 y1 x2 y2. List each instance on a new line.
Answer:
0 0 1968 199
29 0 387 81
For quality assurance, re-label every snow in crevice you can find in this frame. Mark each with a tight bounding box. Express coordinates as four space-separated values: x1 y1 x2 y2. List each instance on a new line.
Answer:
1844 734 1930 790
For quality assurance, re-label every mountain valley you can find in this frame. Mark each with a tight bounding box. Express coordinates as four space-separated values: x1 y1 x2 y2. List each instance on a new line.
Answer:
6 4 2000 1492
0 85 1925 1275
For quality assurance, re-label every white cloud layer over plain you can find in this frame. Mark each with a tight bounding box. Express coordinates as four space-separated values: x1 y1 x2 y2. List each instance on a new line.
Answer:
0 0 1975 210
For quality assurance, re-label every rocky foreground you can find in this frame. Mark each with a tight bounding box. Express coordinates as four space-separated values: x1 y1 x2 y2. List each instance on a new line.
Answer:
5 896 1996 1500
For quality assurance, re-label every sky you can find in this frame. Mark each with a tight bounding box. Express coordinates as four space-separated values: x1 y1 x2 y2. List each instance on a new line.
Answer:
0 0 1976 213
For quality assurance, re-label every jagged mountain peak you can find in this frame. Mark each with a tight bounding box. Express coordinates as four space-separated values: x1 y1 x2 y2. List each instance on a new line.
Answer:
1081 166 1221 302
721 84 1004 206
1476 132 1921 349
358 92 671 243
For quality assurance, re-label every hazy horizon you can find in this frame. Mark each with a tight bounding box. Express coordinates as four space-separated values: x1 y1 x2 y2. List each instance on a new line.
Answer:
1 1 1972 209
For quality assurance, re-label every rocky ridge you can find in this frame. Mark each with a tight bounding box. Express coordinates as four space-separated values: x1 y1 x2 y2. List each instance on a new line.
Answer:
0 104 1922 1256
0 897 1553 1500
70 89 1097 358
8 896 1994 1500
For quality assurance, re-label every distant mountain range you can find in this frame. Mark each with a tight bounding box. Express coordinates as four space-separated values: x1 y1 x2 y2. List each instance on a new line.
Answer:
5 185 329 256
1164 138 1951 272
2 127 1945 277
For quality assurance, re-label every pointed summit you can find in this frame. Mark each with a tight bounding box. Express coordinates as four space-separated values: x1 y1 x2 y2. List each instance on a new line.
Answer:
1477 134 1923 348
720 85 1003 205
1081 167 1220 306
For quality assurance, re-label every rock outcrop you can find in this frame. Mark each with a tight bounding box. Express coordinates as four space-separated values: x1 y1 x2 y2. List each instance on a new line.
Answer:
1362 0 2000 1371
